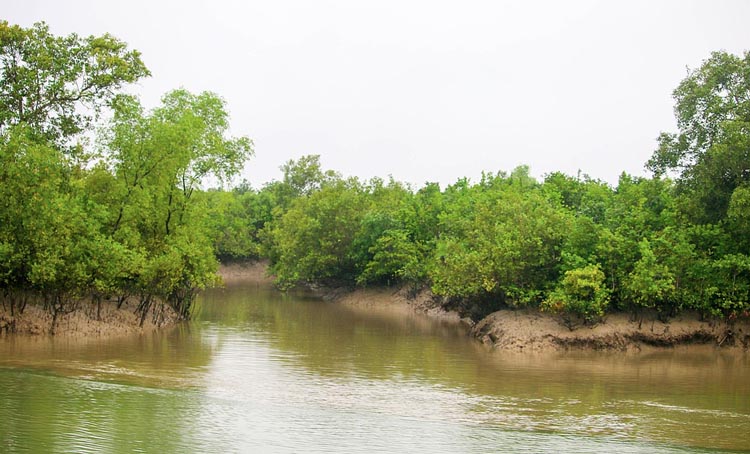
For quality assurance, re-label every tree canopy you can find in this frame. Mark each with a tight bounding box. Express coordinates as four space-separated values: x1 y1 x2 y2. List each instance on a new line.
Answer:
0 21 149 149
648 50 750 223
1 20 748 333
0 22 251 330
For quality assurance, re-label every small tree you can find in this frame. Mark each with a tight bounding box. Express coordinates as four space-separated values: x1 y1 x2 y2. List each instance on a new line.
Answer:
623 239 676 322
268 180 368 289
542 264 610 329
356 229 422 286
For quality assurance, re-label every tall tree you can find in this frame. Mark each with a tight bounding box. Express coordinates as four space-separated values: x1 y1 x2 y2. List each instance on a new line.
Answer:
0 21 149 149
647 50 750 223
100 89 253 318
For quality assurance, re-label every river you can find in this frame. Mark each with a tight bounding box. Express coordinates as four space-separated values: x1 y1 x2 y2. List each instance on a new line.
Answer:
1 281 748 453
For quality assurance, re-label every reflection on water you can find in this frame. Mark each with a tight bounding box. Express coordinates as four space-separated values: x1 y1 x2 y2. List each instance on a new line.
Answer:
1 282 748 453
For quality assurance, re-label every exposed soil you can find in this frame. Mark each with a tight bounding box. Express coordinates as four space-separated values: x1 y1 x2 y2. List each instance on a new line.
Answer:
0 299 178 338
329 286 471 325
209 261 749 353
331 286 750 352
13 259 745 352
223 263 750 353
0 261 273 338
219 260 275 286
471 309 750 352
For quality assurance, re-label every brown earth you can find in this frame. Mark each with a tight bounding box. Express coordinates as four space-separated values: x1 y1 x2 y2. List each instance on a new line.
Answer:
0 299 178 338
238 262 748 352
471 309 750 352
0 261 273 338
218 260 275 286
329 286 470 325
7 260 748 353
329 285 750 352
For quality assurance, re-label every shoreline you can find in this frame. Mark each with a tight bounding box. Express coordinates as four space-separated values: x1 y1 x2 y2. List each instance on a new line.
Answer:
471 308 749 352
0 261 272 338
334 287 750 353
223 262 750 353
4 261 749 352
0 298 179 338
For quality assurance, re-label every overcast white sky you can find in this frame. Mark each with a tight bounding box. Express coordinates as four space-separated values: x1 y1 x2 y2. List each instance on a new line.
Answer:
6 0 750 188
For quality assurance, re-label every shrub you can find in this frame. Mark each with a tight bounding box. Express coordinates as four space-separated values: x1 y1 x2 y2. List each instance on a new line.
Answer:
542 264 610 329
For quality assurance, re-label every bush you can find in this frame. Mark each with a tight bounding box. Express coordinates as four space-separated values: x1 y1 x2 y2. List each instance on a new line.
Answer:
542 264 610 329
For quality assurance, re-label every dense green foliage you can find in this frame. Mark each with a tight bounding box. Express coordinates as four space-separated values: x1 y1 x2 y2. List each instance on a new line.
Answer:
217 151 748 323
542 264 610 328
0 22 251 330
0 21 150 150
215 51 750 324
1 20 748 330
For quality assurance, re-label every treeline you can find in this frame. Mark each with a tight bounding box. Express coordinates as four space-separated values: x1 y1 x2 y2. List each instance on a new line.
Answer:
208 156 747 325
2 20 748 330
0 22 251 330
207 50 750 325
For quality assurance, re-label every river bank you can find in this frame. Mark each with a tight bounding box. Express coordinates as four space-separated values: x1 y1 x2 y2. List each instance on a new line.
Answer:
0 261 275 337
5 261 749 351
334 287 750 352
222 262 750 352
471 309 749 352
0 298 178 338
0 261 276 337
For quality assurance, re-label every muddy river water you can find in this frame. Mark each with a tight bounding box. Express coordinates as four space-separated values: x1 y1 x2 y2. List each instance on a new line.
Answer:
1 281 748 452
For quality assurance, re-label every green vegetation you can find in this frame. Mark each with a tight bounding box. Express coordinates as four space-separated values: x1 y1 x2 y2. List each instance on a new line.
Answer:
0 21 251 330
542 264 609 329
1 20 748 330
237 50 750 325
224 127 749 324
